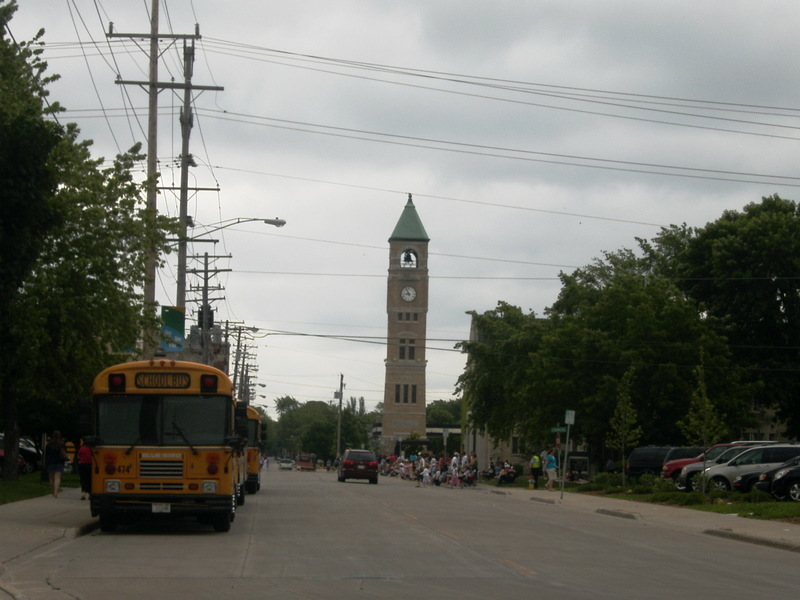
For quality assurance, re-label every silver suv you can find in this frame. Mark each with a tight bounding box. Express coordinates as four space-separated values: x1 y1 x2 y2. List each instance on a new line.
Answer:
703 444 800 491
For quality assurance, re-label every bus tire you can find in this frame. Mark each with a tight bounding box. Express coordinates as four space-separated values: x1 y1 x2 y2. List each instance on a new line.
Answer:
212 511 231 532
99 513 117 533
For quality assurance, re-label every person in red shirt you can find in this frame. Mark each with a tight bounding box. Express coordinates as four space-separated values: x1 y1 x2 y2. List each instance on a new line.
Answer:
77 439 93 500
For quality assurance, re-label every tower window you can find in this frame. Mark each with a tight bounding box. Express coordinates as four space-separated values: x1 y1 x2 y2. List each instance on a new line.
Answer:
401 249 417 268
399 338 415 360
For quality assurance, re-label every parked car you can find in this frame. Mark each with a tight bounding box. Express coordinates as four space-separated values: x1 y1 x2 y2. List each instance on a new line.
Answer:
732 470 764 493
0 434 41 473
753 455 800 500
0 449 28 476
661 442 752 481
675 444 760 491
703 444 800 491
626 446 673 479
337 448 379 484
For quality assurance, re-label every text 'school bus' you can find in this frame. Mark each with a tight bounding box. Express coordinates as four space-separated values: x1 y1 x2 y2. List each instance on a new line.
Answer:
244 404 262 493
85 360 248 532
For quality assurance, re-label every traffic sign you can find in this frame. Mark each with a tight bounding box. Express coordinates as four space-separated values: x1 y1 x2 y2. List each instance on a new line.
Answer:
550 426 566 433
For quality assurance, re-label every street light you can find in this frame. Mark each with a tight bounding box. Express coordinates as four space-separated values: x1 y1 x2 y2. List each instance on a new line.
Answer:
176 216 286 309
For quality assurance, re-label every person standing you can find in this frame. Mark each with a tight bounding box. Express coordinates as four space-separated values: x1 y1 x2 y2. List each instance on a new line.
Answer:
544 448 558 491
45 431 67 498
77 439 93 500
529 452 542 489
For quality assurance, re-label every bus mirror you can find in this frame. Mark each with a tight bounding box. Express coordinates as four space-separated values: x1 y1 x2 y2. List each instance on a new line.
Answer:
224 436 246 451
234 404 249 438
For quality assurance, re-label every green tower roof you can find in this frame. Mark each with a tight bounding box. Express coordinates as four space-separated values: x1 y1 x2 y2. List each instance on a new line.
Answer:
389 194 429 242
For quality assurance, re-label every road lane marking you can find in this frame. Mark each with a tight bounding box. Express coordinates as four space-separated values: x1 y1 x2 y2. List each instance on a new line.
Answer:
503 559 538 576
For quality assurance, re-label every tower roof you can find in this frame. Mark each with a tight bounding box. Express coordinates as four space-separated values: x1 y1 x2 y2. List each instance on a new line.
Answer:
389 194 429 242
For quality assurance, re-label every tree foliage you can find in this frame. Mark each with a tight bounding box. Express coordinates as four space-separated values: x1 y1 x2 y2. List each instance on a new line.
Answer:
674 194 800 436
605 367 642 485
1 2 177 478
678 361 728 448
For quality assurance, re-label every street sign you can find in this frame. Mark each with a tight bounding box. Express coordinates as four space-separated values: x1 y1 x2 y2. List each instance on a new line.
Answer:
565 410 575 425
550 426 567 433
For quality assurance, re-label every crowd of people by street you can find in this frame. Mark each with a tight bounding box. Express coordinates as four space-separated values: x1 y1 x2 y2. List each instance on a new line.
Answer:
376 447 563 490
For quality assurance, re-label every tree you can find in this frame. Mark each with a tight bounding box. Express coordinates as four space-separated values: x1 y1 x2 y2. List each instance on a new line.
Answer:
678 361 728 449
605 367 642 487
456 302 545 442
1 0 65 480
426 399 462 426
675 195 800 436
1 2 176 478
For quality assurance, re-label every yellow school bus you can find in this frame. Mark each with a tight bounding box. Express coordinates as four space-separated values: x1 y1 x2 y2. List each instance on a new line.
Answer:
86 360 247 532
244 405 262 493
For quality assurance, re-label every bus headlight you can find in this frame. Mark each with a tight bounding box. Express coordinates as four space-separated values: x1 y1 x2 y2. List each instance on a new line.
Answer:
105 480 121 493
202 481 217 494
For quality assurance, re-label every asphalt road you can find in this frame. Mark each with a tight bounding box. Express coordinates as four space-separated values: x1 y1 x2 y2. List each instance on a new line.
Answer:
3 469 798 599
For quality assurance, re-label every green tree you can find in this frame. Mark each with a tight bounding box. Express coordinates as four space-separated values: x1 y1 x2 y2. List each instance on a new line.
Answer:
675 195 800 436
678 361 728 449
605 367 642 486
1 2 176 478
1 0 65 480
456 302 545 442
426 399 462 426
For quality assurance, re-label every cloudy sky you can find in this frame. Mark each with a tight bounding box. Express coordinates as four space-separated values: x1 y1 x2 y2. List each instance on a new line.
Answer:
10 1 800 418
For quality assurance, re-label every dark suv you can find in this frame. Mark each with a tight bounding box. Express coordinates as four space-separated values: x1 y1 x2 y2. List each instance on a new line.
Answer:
626 446 673 479
337 449 379 484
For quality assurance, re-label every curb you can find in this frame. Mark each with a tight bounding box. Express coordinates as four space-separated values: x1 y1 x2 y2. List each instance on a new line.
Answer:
703 529 800 553
595 507 641 520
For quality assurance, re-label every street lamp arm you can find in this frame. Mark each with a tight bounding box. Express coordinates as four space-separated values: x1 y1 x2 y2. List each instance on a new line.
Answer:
198 217 286 235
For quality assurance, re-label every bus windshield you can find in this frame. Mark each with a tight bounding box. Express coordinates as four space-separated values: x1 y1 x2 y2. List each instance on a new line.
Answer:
96 395 230 446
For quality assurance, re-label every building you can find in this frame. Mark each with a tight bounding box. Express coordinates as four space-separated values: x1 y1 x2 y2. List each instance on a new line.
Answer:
381 195 430 454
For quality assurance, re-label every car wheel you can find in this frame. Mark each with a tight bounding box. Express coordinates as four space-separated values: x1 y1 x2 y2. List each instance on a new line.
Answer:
787 480 800 502
711 477 730 492
338 475 345 482
369 477 378 485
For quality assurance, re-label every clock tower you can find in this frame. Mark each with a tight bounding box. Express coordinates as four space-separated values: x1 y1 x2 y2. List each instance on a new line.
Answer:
382 194 430 455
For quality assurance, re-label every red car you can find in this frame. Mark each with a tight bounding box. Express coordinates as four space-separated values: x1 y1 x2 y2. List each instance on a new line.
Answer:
337 449 379 484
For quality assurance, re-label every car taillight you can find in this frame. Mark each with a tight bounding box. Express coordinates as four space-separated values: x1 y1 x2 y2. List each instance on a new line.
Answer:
369 461 378 467
343 460 354 467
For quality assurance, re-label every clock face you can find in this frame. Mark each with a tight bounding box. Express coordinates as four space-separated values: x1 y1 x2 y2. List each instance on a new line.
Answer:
401 286 416 302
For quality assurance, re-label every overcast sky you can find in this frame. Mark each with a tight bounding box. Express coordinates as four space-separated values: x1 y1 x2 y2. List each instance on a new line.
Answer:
10 1 800 418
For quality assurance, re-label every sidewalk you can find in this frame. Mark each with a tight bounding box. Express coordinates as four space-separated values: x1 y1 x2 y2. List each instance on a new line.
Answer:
490 485 800 553
0 486 98 565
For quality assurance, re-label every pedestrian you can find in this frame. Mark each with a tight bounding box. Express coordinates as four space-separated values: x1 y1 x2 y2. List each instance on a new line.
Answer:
77 438 93 500
45 431 67 498
544 448 558 491
529 451 542 489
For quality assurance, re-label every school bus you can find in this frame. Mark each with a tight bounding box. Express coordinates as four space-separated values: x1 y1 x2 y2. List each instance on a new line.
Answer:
244 404 262 493
85 360 247 532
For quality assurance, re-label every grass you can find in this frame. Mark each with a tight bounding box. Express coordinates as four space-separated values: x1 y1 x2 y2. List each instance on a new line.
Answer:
0 472 80 505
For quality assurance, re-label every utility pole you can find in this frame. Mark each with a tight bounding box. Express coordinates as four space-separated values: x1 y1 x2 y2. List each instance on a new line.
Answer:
336 374 345 459
109 9 222 355
187 252 231 366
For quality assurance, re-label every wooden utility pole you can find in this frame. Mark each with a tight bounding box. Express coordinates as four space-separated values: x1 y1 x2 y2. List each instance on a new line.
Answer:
109 5 222 356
